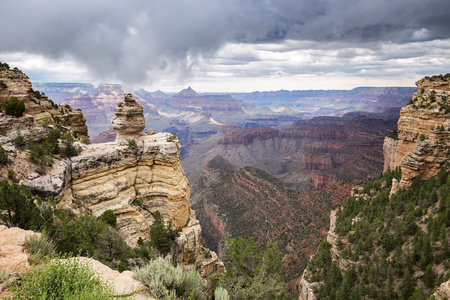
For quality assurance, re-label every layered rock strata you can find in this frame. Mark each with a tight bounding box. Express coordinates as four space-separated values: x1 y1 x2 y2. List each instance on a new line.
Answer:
23 95 223 273
383 75 450 187
111 93 145 141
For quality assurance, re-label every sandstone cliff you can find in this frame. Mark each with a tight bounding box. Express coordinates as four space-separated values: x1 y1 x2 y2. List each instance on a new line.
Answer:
23 94 223 275
383 74 450 187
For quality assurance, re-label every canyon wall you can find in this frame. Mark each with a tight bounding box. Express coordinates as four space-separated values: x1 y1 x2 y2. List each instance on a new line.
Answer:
383 75 450 187
184 116 395 190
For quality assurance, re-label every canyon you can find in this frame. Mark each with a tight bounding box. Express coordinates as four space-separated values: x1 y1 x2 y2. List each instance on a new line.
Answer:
191 156 354 280
299 74 450 299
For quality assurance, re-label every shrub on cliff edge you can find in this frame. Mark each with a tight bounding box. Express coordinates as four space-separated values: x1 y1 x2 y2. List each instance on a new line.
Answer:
3 96 25 117
0 181 54 230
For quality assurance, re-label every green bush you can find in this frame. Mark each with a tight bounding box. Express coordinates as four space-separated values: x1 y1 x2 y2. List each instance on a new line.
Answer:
14 131 26 149
133 256 204 299
10 258 118 300
3 97 25 117
219 236 286 299
0 181 54 230
0 144 9 165
28 141 53 166
98 210 117 227
79 135 90 144
150 210 180 255
167 132 177 142
0 269 9 284
61 134 80 157
46 128 61 155
127 138 138 151
387 129 398 140
47 215 129 270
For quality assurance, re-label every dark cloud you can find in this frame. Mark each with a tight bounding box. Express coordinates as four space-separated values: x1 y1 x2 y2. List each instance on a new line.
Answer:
1 0 449 85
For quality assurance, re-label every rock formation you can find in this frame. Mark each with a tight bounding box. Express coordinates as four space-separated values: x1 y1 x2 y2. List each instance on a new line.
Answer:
0 64 88 138
383 74 450 187
23 94 223 274
434 279 450 300
111 93 146 141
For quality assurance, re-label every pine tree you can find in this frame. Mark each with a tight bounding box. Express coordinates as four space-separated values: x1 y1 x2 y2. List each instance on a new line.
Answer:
423 264 434 288
401 269 414 300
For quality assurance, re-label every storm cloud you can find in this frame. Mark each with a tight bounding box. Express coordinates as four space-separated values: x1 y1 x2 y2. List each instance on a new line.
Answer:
1 0 450 89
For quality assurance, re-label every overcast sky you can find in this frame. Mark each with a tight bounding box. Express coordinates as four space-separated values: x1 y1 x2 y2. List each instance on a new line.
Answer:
1 0 450 92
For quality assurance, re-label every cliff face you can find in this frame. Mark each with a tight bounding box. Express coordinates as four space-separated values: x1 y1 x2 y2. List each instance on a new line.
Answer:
23 94 223 274
383 74 450 187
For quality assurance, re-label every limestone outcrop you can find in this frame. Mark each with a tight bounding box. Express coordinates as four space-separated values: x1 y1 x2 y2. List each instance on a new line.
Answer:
383 74 450 188
0 225 38 273
298 274 318 300
23 95 223 273
111 93 145 141
434 279 450 300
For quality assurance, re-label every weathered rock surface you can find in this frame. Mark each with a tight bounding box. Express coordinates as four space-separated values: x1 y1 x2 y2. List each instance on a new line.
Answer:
69 257 150 299
383 75 450 188
383 136 399 172
0 65 88 138
23 129 222 273
111 93 145 141
434 279 450 300
0 225 38 273
298 273 318 300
